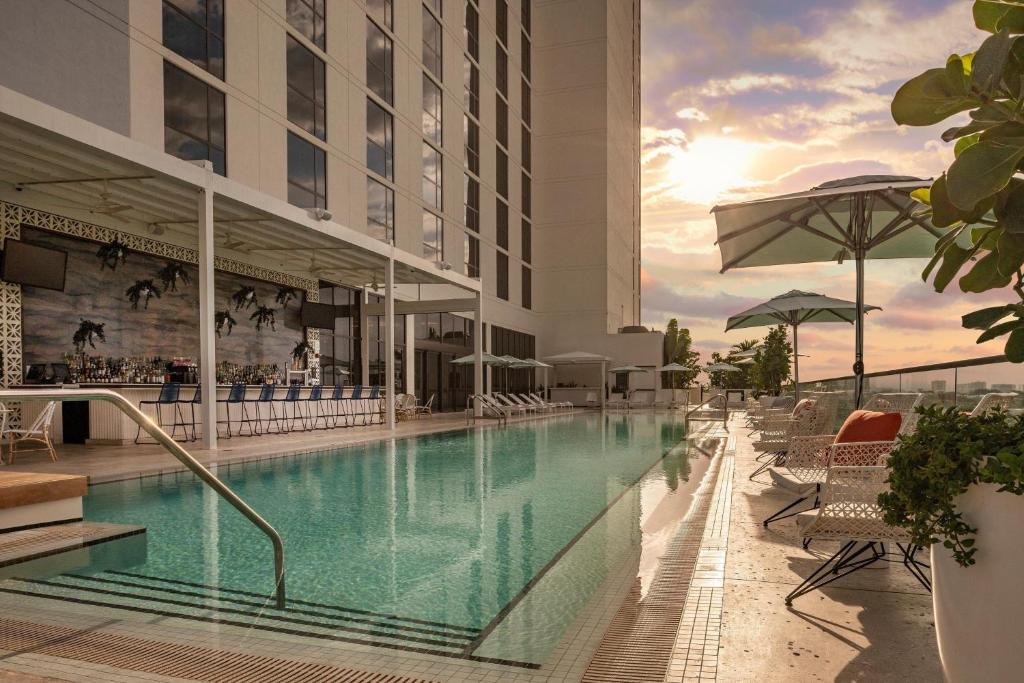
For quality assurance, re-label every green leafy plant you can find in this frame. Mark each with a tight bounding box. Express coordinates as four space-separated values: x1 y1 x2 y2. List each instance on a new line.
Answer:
231 285 258 311
275 286 299 308
250 305 276 332
891 0 1024 361
158 261 190 292
292 339 312 361
125 279 161 310
751 325 793 395
215 310 236 337
72 319 105 353
879 405 1024 566
662 319 702 388
96 238 129 271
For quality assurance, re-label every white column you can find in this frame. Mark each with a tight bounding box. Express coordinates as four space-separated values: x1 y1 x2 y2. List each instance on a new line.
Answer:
197 185 217 449
359 288 370 386
384 258 395 429
600 360 607 412
473 291 483 416
405 314 415 395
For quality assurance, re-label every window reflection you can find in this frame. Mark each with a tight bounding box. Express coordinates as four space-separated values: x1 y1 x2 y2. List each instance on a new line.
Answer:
163 61 226 175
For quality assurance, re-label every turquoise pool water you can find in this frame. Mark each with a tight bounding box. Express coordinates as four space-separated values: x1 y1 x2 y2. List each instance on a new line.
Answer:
76 413 693 665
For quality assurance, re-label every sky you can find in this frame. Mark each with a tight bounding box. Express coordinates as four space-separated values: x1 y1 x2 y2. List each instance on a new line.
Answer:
638 0 1015 381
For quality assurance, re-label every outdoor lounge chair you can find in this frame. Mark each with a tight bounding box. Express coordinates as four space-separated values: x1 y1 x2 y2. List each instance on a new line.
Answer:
508 393 551 412
786 465 930 605
763 436 895 527
414 394 434 417
467 395 510 424
493 393 532 415
531 392 570 409
6 401 58 463
969 392 1018 417
520 393 558 412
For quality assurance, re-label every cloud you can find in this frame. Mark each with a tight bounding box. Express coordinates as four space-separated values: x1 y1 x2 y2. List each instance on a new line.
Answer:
675 107 709 122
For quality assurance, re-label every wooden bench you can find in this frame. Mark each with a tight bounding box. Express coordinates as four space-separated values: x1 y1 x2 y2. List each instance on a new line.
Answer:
0 471 87 532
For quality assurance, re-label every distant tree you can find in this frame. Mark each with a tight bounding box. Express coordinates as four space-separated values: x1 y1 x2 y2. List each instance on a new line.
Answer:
662 319 702 388
751 325 793 395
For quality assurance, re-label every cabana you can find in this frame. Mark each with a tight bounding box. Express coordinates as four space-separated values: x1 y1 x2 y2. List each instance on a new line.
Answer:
544 351 612 409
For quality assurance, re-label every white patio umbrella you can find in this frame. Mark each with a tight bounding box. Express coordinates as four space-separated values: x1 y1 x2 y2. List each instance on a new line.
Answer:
657 362 691 406
498 355 522 393
725 290 881 401
510 358 551 395
609 365 648 399
713 175 936 406
451 352 508 394
706 362 743 373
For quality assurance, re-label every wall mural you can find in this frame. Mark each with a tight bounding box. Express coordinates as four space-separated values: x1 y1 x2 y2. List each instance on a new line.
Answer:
21 227 303 365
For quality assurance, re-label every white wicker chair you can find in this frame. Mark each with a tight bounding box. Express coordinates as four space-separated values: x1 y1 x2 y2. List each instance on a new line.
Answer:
786 466 930 604
969 392 1018 417
7 401 58 463
861 392 924 414
763 438 895 527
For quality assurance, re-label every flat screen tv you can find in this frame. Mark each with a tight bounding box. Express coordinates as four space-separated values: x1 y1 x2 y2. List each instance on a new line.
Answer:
300 301 336 329
1 239 68 291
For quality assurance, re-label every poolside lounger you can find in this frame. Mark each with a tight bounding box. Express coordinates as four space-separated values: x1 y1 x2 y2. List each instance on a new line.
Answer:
500 393 540 413
481 394 523 417
530 392 571 410
519 394 555 412
467 395 509 425
490 394 529 415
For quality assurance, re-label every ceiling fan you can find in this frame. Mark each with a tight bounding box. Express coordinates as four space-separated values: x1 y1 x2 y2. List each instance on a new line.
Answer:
49 179 134 223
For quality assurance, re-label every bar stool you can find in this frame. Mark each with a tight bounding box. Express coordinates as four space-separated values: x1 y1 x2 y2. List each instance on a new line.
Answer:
217 383 249 437
325 384 346 428
135 383 184 444
251 384 285 435
179 384 202 442
301 384 329 430
346 385 364 426
276 384 305 432
366 385 382 425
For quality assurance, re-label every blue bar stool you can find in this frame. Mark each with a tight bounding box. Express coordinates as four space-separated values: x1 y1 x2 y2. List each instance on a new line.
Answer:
277 384 305 432
366 385 382 424
135 383 184 443
326 384 346 427
347 385 364 427
251 384 285 435
179 384 202 442
301 385 329 429
216 383 249 437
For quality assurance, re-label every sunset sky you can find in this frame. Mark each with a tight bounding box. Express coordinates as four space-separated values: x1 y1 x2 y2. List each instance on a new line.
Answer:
637 0 1015 381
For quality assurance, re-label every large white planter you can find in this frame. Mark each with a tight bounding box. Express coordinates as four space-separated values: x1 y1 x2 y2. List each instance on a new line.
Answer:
932 484 1024 683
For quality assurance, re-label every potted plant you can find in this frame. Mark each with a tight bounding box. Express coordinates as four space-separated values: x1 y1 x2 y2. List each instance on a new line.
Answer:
292 340 312 369
72 319 105 353
879 406 1024 682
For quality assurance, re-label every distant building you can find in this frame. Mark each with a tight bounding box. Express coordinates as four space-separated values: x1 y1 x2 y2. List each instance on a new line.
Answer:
957 381 987 395
931 380 947 393
992 383 1018 392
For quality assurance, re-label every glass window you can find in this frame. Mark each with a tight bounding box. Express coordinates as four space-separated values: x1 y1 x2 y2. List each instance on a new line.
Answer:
367 18 394 104
367 0 393 30
521 78 530 126
422 6 443 80
496 198 508 249
287 35 326 140
286 0 325 50
496 148 508 199
164 61 226 175
423 210 443 261
287 131 327 208
496 95 508 148
366 98 394 179
496 0 507 46
464 60 479 118
464 232 479 278
496 251 508 300
162 0 224 79
522 0 530 35
522 218 531 263
521 171 530 218
367 176 395 243
425 0 442 16
422 74 443 146
496 46 508 96
464 174 480 231
522 265 531 309
521 31 530 80
465 0 479 61
423 143 443 209
522 124 531 172
464 116 479 173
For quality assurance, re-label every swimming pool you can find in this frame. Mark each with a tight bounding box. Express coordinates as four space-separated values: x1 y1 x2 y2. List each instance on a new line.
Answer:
9 413 705 666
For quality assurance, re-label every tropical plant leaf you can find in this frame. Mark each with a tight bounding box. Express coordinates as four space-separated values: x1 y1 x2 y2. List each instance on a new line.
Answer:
1007 327 1024 361
976 318 1022 342
972 29 1017 93
942 121 989 143
891 68 980 126
960 250 1014 292
975 0 1024 34
954 132 983 157
946 137 1024 210
963 304 1019 329
932 244 975 291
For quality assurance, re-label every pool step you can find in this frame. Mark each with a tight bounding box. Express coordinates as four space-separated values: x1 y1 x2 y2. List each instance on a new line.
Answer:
1 570 480 657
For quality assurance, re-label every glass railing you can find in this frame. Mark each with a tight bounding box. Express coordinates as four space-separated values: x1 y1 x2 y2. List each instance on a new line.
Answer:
797 354 1024 423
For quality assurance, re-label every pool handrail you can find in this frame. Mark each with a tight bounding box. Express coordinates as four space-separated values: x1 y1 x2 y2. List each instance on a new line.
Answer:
0 387 286 608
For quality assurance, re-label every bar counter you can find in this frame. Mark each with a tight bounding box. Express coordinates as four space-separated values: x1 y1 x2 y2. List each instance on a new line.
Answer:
11 384 347 445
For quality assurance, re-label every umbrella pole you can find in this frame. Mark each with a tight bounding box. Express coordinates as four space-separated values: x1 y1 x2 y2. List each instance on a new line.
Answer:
854 195 867 408
793 324 800 402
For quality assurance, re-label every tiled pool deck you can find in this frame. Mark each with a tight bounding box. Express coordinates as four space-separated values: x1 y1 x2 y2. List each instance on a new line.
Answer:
0 412 942 681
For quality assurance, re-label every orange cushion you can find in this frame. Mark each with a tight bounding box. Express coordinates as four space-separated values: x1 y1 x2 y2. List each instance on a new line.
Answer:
834 410 902 443
792 398 816 418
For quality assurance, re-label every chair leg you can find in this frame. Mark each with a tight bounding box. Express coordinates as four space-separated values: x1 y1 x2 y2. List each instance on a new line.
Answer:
763 488 819 528
786 541 883 605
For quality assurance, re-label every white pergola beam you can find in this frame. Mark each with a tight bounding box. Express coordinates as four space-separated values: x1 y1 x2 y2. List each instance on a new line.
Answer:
362 298 477 316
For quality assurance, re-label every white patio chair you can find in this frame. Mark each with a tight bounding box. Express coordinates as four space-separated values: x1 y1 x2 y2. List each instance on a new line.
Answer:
484 394 525 416
763 437 895 527
515 393 553 412
862 392 924 414
969 392 1017 417
494 393 534 414
395 394 418 420
585 391 598 407
7 401 58 463
414 394 434 417
786 465 930 605
531 392 570 409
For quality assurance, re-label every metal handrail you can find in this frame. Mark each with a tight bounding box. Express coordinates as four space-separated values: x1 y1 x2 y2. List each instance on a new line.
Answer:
800 354 1008 385
0 388 286 608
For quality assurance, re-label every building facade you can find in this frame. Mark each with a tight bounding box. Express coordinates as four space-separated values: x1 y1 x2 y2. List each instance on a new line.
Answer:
0 0 648 413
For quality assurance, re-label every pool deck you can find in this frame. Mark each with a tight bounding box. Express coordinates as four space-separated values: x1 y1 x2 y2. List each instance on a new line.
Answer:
0 411 942 681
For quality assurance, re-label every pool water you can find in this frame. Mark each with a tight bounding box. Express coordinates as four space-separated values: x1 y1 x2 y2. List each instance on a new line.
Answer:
71 413 694 665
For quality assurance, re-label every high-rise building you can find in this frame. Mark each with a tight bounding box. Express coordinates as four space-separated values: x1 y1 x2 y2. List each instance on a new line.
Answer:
0 0 651 421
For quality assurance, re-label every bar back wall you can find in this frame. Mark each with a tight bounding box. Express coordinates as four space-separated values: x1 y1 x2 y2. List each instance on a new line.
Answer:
20 227 303 367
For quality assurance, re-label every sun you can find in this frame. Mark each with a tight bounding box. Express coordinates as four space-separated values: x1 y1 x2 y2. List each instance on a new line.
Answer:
664 136 757 206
